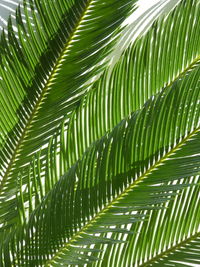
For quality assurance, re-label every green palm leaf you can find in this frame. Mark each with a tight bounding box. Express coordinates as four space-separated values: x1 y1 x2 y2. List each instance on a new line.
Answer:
0 0 137 228
50 0 200 175
2 57 199 266
11 0 200 222
0 0 200 266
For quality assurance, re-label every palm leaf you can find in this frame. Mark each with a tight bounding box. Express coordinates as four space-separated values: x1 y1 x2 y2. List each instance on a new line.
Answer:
0 0 137 229
56 0 200 174
11 0 200 222
2 57 199 265
13 0 199 242
0 0 200 266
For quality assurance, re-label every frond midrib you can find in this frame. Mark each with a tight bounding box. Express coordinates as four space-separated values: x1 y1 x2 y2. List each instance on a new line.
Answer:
46 125 200 265
0 0 92 193
166 55 200 88
140 231 200 267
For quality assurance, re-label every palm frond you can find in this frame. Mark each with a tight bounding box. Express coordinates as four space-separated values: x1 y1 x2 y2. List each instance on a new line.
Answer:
62 0 200 172
2 58 199 266
14 0 199 236
0 0 200 266
11 0 200 223
0 0 137 228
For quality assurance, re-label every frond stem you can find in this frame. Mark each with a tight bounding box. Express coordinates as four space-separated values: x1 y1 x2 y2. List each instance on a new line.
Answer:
166 55 200 88
141 231 200 266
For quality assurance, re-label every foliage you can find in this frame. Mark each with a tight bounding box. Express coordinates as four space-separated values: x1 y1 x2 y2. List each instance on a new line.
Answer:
0 0 199 266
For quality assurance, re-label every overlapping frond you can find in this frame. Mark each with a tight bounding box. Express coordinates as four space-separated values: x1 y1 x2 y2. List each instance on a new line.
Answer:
14 0 200 221
59 0 200 173
0 0 137 230
44 63 200 266
0 0 199 266
2 56 199 266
